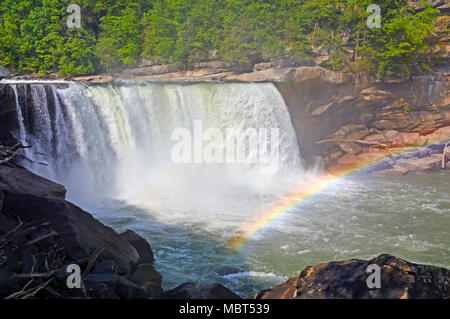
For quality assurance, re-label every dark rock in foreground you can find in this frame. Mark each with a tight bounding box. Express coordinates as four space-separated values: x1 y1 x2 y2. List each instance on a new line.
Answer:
255 254 449 299
0 165 163 299
0 166 66 199
159 283 241 299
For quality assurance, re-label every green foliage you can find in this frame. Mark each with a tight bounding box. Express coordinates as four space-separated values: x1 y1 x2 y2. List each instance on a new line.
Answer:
0 0 443 78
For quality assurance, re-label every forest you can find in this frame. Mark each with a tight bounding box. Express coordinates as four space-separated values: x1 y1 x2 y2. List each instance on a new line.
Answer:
0 0 446 78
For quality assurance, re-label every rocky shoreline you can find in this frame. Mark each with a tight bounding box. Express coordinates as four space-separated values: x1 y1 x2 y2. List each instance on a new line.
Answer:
1 165 448 299
0 164 241 299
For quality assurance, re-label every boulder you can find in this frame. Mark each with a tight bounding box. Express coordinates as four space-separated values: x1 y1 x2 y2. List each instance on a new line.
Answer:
395 154 442 171
130 263 163 295
255 254 449 299
374 166 408 176
159 283 241 299
1 193 140 266
0 165 66 199
120 230 154 263
83 273 147 299
93 260 118 275
0 65 11 79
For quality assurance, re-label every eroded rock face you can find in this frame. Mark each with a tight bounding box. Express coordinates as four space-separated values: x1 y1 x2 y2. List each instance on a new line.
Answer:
277 72 450 172
255 254 449 299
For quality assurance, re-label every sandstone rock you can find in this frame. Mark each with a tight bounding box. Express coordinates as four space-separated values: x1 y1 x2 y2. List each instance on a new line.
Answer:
255 254 449 299
401 132 421 146
192 61 230 70
395 154 442 171
120 230 154 264
374 166 408 176
254 62 274 71
0 65 11 78
0 166 66 199
121 64 178 76
225 67 296 82
294 66 351 84
71 74 114 82
159 283 241 299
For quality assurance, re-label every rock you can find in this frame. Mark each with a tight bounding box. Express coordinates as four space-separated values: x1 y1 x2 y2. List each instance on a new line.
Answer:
254 62 274 71
130 263 163 295
374 166 408 176
0 65 11 79
93 260 118 275
294 66 352 84
192 61 230 70
0 269 18 296
255 254 449 299
225 67 296 83
428 143 446 153
0 166 66 199
401 132 421 146
121 64 178 76
120 230 154 263
71 74 114 82
83 273 147 299
1 193 140 265
415 149 432 158
395 154 442 171
159 283 241 299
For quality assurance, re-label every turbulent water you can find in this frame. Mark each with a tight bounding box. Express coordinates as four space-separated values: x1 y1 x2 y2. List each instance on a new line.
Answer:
4 81 449 297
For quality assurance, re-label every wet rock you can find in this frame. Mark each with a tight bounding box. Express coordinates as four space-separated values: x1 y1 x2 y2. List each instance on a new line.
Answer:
120 230 154 264
130 263 163 294
374 166 408 176
0 166 66 199
93 260 118 275
159 283 241 299
83 273 147 299
395 154 442 171
255 254 449 299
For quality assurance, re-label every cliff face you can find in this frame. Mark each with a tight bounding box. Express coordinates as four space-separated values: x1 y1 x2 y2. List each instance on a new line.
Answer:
277 69 450 173
1 66 449 174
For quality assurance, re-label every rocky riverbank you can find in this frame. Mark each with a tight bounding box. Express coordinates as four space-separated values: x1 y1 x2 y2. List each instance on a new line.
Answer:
0 164 240 299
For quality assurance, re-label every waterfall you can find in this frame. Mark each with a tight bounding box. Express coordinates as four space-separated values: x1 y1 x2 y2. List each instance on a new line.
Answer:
6 81 303 205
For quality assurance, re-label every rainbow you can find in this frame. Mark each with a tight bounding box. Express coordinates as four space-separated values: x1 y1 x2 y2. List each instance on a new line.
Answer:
227 144 446 249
